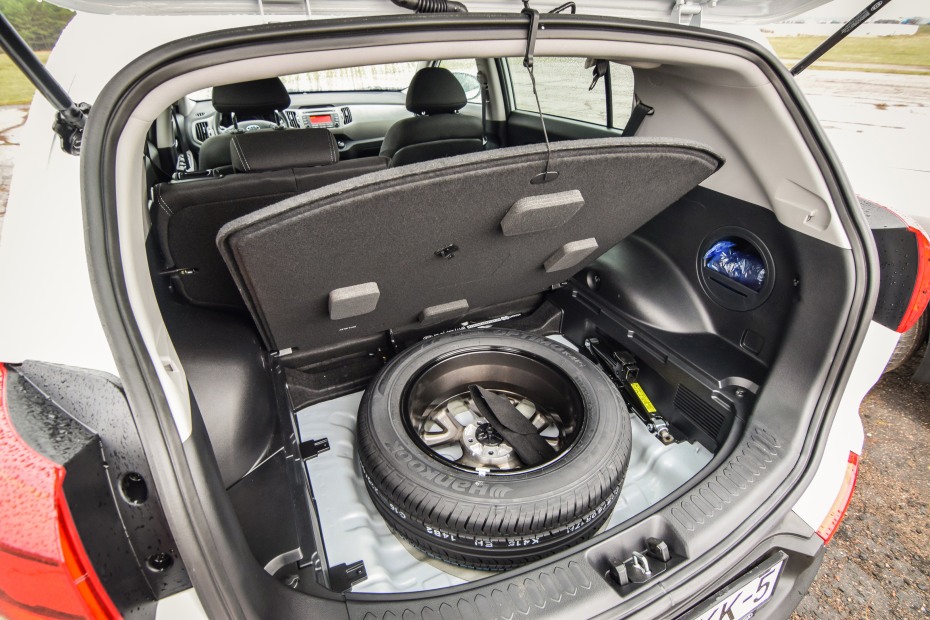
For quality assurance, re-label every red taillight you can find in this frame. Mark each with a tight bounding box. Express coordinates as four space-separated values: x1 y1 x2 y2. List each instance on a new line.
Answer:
0 364 122 620
896 224 930 334
816 451 859 545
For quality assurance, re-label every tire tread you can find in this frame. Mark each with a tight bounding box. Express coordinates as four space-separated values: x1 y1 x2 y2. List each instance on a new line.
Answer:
356 329 632 569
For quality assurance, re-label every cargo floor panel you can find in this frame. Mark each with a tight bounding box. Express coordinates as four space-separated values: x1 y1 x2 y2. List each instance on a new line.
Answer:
295 345 712 593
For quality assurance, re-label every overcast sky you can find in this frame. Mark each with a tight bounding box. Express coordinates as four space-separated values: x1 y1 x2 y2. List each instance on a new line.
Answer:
798 0 927 19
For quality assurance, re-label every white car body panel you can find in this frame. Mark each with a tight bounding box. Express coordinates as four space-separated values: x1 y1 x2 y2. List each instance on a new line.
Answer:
0 10 906 614
791 320 899 531
0 14 271 375
0 95 118 375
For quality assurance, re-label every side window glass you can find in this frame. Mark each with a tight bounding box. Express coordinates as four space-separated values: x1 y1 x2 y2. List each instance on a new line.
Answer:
506 57 635 129
507 57 606 125
438 59 481 102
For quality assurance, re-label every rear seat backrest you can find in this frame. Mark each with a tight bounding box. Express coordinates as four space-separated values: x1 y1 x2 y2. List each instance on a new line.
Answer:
152 128 388 310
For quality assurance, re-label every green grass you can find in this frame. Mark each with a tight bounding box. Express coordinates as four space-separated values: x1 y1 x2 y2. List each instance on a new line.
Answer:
768 25 930 71
0 51 49 106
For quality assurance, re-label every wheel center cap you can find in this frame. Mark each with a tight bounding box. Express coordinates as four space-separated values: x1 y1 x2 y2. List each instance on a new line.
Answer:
475 422 504 446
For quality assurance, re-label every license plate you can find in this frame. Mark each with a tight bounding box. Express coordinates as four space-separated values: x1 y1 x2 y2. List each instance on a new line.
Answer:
687 551 787 620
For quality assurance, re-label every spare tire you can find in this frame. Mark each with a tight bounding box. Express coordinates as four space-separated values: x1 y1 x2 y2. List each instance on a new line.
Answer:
357 329 632 570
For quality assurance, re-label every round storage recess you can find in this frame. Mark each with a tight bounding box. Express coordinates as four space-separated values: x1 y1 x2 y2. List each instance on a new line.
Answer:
698 227 774 311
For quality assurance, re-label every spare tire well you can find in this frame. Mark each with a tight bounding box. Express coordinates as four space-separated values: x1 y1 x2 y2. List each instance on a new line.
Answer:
357 329 632 569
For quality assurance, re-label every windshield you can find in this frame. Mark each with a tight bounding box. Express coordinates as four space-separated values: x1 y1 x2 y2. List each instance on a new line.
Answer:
281 62 421 93
188 62 423 100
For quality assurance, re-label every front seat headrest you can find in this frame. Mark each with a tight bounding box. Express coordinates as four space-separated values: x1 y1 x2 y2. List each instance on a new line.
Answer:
405 67 467 115
229 128 339 173
212 78 291 115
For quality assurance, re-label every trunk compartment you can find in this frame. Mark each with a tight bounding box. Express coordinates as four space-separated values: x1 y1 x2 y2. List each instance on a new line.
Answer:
198 178 847 594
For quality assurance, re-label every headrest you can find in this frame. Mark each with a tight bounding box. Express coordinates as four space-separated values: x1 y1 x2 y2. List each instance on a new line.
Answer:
405 67 467 115
212 78 290 115
229 128 339 173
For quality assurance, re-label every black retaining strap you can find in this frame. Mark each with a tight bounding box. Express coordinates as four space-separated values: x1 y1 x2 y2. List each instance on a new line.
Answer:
477 69 490 145
468 384 556 467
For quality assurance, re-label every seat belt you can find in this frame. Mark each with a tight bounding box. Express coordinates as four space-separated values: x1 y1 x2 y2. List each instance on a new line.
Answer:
622 97 654 136
151 108 177 177
476 70 490 147
171 109 194 172
144 139 172 183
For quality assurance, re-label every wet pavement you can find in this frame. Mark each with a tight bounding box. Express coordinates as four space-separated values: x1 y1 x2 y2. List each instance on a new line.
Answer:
796 70 930 222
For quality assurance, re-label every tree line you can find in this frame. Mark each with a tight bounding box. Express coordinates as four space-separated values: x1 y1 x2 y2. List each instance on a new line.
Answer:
1 0 74 51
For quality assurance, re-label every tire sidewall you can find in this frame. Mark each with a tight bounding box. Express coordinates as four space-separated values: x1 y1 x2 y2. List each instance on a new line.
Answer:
359 328 631 516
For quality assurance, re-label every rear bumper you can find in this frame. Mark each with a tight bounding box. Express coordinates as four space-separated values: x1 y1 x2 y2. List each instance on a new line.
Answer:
674 524 826 620
151 509 829 620
758 543 826 620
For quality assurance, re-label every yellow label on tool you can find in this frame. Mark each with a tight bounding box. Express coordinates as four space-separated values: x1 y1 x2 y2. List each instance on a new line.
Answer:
629 382 657 413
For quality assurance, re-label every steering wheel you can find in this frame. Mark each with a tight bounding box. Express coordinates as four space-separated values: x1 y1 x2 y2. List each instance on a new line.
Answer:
217 119 281 134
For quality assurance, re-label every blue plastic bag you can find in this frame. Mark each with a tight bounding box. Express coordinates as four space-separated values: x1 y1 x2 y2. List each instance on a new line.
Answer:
703 240 767 291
